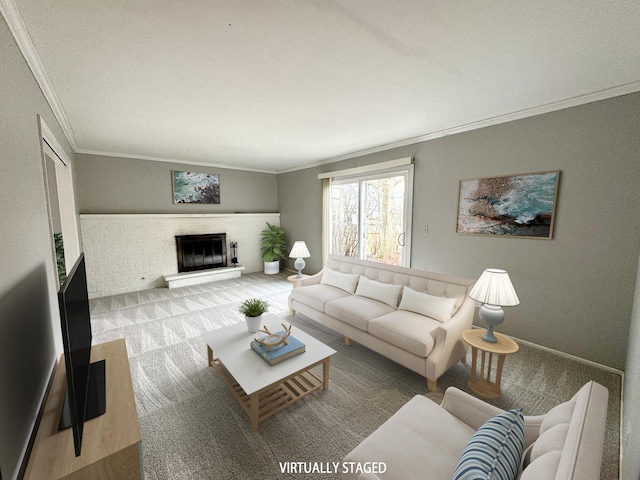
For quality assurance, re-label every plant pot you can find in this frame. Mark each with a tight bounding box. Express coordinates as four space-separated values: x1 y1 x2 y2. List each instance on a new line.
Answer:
245 314 263 333
264 260 280 275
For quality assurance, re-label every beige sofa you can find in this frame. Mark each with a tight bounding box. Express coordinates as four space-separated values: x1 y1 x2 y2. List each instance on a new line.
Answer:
342 381 609 480
288 255 476 390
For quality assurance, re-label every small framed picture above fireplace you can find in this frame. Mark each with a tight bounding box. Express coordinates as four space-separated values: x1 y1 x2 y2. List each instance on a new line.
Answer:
172 170 220 204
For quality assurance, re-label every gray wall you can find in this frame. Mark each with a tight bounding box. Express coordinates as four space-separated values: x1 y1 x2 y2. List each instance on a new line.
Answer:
75 154 278 213
277 166 324 273
0 15 76 480
278 93 640 371
622 254 640 479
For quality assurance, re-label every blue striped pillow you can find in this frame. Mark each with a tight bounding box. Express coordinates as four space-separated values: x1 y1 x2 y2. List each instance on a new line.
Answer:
453 409 525 480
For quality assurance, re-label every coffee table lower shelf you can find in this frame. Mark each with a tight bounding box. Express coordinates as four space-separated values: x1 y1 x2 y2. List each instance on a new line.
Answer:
209 352 328 431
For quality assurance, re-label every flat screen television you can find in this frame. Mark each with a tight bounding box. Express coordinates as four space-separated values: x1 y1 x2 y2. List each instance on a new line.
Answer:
57 253 106 457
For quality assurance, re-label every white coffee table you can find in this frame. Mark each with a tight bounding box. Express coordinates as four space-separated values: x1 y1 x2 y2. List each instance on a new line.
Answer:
202 314 337 431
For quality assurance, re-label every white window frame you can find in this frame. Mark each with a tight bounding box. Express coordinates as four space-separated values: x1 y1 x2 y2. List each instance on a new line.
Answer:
320 158 414 267
39 116 81 285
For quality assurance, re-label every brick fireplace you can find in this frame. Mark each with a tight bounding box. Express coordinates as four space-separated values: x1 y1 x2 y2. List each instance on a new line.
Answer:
79 213 280 298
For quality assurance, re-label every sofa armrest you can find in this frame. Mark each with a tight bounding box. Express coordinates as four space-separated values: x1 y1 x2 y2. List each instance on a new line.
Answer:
425 298 474 380
441 387 505 430
299 270 323 287
441 387 544 449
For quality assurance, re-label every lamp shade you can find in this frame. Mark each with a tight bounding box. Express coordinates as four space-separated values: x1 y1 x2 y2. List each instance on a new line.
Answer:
289 241 310 258
468 269 520 307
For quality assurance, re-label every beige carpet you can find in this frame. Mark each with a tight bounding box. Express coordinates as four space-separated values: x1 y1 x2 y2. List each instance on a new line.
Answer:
90 273 621 480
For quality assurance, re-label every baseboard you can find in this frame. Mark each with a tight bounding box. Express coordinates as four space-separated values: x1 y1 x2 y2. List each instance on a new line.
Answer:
514 335 623 376
469 326 623 376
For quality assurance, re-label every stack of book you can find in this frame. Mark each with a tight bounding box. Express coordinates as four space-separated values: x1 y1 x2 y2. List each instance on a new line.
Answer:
250 332 306 366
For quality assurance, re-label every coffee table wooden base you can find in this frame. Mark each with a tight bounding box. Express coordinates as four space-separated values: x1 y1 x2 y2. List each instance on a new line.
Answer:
208 346 329 431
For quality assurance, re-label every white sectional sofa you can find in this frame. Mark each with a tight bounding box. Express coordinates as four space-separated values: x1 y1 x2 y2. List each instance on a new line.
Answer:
288 255 476 390
341 381 609 480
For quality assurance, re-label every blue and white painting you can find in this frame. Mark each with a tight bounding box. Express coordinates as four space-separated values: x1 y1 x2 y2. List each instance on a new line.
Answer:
456 171 559 238
173 171 220 204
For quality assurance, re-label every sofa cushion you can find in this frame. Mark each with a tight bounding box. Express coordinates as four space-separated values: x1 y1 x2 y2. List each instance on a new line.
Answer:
325 296 396 332
289 284 351 312
530 423 569 462
519 451 562 480
539 399 575 434
355 276 403 307
369 311 440 357
453 409 525 480
398 286 457 323
343 395 476 480
320 268 360 293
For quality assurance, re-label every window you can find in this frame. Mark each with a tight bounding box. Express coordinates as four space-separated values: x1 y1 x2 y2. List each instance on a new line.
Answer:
321 158 413 267
40 116 81 287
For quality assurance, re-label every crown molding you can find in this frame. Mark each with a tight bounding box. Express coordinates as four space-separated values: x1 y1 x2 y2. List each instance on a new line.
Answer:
81 80 640 176
1 0 78 151
277 80 640 174
437 80 640 138
75 149 278 174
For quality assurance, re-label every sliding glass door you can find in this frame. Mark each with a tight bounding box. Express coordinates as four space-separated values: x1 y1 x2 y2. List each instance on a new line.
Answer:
330 180 360 258
330 167 412 267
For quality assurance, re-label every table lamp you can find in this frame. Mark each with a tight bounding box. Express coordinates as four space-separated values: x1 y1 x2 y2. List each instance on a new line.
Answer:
468 268 520 343
289 241 311 278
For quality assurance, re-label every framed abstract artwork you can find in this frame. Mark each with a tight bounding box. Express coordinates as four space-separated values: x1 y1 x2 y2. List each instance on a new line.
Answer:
456 170 560 239
172 171 220 204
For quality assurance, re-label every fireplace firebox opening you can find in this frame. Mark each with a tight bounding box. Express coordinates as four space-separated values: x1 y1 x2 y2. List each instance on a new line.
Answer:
176 233 227 273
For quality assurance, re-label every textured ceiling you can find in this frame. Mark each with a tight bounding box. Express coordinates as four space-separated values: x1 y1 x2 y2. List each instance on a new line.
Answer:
7 0 640 173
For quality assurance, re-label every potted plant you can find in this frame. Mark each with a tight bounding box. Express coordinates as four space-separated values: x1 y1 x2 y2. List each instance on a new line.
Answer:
238 298 269 332
260 222 286 274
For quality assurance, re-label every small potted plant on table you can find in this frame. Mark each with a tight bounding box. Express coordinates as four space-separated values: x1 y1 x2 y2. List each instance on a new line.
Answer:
238 298 269 333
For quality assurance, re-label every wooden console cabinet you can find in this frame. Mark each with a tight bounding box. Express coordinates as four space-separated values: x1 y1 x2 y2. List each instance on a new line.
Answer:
24 339 142 480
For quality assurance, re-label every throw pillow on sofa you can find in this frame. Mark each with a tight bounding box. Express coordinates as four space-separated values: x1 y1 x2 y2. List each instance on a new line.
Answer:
320 268 360 294
354 276 403 307
453 408 525 480
398 286 457 322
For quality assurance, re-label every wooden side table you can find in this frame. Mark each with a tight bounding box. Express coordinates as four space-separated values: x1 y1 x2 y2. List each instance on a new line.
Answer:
462 329 519 399
287 273 309 288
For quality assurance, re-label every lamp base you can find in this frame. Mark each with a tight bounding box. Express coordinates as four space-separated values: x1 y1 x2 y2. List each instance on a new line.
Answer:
294 258 306 278
478 304 505 343
482 327 498 343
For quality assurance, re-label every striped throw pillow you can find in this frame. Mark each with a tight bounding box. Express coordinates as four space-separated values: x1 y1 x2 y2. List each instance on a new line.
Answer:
453 409 525 480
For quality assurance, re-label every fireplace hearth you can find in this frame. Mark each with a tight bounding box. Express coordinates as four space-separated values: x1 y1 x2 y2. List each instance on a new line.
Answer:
176 233 227 273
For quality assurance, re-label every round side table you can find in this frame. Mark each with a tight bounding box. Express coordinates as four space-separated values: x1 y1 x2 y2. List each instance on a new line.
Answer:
462 329 519 399
287 274 309 289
